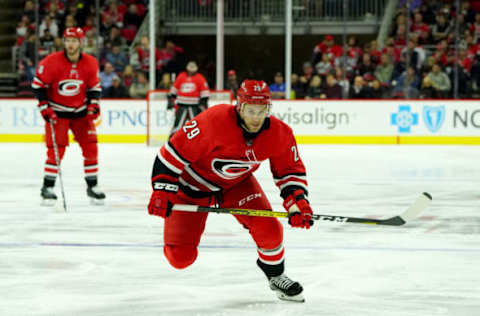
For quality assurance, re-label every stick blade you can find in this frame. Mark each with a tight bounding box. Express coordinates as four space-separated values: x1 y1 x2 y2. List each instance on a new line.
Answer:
397 192 432 223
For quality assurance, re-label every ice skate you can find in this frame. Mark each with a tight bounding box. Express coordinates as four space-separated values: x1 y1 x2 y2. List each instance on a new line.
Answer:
87 185 106 205
41 186 57 206
269 274 305 302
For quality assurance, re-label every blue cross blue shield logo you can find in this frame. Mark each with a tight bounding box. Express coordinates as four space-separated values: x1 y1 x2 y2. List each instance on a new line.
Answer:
422 106 445 133
391 105 418 133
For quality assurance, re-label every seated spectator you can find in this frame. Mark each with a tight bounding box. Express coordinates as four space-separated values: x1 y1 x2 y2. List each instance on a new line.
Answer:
334 48 357 77
391 66 420 98
305 75 323 99
52 36 63 52
129 71 149 98
105 26 127 49
375 54 394 86
158 72 173 90
106 44 128 72
369 79 388 98
136 36 161 72
40 29 55 57
356 53 376 77
315 53 333 77
426 63 451 98
335 67 350 97
349 75 371 99
470 13 480 43
225 69 239 98
269 72 286 99
122 64 136 88
103 75 129 98
411 12 430 43
290 73 304 99
299 61 314 95
324 73 343 99
419 76 436 98
100 62 116 91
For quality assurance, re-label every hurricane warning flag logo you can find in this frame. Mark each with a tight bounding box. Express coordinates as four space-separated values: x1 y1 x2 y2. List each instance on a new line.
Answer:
422 106 445 133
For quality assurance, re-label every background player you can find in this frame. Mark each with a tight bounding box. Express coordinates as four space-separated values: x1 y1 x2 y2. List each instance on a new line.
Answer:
32 27 106 205
167 61 210 137
148 80 313 302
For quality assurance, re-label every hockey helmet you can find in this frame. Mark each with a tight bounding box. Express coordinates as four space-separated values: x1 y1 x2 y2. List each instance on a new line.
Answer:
236 80 272 111
63 27 85 40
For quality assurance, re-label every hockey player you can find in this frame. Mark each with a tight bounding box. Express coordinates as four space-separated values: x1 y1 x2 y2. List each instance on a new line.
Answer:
32 27 106 205
167 61 210 137
148 80 313 302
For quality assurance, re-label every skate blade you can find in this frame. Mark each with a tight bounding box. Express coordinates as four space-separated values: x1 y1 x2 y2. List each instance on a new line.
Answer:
41 199 57 207
90 198 105 205
275 291 305 303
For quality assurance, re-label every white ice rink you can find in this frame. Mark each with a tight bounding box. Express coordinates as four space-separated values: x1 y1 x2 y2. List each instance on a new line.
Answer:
1 143 479 316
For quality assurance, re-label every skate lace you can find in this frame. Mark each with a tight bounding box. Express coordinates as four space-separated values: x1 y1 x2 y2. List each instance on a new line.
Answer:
270 275 295 290
44 187 55 194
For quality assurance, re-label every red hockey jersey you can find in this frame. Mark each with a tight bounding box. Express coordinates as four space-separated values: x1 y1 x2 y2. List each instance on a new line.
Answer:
169 72 210 105
157 104 308 196
32 52 101 113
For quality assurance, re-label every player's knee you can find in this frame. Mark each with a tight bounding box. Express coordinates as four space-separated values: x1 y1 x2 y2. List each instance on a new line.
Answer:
80 142 98 161
164 245 198 269
251 218 283 249
47 146 66 161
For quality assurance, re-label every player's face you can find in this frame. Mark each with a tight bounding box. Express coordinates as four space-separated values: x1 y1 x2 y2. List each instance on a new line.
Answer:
64 37 81 55
240 103 269 133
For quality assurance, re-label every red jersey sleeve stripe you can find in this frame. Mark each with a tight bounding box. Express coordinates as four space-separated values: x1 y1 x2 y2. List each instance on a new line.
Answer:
165 142 190 165
158 150 183 175
277 180 308 192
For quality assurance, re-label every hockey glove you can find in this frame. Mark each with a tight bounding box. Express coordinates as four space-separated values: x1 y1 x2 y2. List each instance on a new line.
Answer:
148 176 179 218
38 101 57 123
283 189 314 229
87 102 100 120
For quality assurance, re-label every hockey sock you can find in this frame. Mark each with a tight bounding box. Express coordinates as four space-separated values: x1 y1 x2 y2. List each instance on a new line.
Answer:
257 259 285 279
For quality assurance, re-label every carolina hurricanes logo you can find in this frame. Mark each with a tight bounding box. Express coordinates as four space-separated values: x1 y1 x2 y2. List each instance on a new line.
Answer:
211 159 259 180
180 82 196 93
58 79 83 96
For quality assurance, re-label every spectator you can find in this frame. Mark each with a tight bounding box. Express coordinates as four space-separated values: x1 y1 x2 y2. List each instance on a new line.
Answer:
324 73 343 99
129 71 149 98
400 40 420 71
299 62 314 96
392 66 420 98
100 62 116 91
82 30 98 56
52 36 63 52
16 15 31 43
419 76 436 98
105 26 127 49
411 12 430 43
315 53 333 77
356 53 376 77
369 79 387 98
122 64 136 88
375 54 394 86
40 29 55 57
22 31 37 82
305 75 323 99
21 1 35 22
269 72 286 99
290 73 304 99
432 14 451 43
104 75 129 98
225 69 239 97
312 35 343 65
39 15 59 38
349 75 371 99
123 4 143 30
158 40 184 74
136 36 161 73
426 64 451 98
158 73 172 90
106 44 128 72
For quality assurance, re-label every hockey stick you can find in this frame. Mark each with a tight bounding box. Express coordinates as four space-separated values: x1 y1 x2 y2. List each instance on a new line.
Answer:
49 120 67 212
172 192 432 226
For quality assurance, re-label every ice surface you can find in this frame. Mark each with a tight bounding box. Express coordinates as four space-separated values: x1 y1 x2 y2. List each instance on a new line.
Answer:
1 143 479 316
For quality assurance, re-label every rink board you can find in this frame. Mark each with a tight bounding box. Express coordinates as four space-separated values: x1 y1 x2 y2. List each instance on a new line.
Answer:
0 98 479 144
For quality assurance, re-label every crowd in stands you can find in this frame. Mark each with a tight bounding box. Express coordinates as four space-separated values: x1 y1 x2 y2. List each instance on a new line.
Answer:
261 0 480 100
15 0 186 99
14 0 480 100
